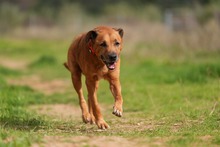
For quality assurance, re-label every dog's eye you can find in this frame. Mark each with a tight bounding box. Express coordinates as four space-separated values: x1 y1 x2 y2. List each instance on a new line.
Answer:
115 42 120 46
100 42 107 47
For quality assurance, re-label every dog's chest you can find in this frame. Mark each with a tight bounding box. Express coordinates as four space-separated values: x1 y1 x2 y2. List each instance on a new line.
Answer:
93 64 109 77
80 62 109 78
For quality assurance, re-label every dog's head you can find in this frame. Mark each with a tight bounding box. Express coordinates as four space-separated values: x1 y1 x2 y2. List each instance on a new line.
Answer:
86 26 124 70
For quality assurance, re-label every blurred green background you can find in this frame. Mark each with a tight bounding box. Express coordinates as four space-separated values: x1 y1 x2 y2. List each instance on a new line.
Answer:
1 0 220 54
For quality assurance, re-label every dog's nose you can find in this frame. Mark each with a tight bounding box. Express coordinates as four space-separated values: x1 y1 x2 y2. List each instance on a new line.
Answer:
108 53 117 61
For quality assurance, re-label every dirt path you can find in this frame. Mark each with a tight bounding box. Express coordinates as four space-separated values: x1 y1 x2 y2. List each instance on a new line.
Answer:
32 136 149 147
8 75 70 95
0 57 70 95
30 104 81 119
0 57 28 70
30 104 168 147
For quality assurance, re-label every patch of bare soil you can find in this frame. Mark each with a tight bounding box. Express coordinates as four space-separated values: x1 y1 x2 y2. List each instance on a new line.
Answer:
30 104 81 119
30 104 149 147
199 135 213 141
1 57 70 95
0 57 28 70
32 136 149 147
7 75 70 95
29 104 163 147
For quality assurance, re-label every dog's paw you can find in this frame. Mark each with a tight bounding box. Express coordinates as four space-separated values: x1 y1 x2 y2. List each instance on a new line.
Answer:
112 104 123 117
82 113 96 124
82 113 90 123
82 113 92 123
96 119 110 130
90 114 96 124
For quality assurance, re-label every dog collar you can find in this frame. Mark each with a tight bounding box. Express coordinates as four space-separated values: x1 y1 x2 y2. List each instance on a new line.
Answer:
88 40 96 55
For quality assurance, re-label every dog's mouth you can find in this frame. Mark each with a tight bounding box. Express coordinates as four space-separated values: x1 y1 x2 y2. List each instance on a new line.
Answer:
101 55 116 70
106 61 116 70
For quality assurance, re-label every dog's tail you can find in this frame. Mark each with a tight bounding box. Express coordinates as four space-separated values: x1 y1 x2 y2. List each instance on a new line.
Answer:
63 62 70 71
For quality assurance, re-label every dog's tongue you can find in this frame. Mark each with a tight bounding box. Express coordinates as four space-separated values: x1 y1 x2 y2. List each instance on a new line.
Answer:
108 63 116 70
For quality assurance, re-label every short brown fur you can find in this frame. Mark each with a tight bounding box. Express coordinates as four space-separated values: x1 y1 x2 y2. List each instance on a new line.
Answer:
65 26 124 129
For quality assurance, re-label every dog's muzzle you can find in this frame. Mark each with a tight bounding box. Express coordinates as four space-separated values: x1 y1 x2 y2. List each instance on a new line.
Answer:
101 53 118 70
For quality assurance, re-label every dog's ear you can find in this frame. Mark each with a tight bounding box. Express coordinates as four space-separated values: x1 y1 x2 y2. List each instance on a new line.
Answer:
86 30 98 42
114 28 124 38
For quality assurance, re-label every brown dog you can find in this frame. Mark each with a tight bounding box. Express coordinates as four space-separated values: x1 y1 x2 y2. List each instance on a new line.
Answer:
64 26 124 129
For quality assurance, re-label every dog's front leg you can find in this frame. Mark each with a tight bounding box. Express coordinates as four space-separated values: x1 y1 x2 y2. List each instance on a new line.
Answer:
109 79 123 117
86 77 109 129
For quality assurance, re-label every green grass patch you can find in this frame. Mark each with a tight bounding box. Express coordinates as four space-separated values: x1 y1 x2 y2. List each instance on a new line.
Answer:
0 83 46 129
125 60 220 84
0 66 21 76
0 38 68 59
28 55 58 68
0 78 47 146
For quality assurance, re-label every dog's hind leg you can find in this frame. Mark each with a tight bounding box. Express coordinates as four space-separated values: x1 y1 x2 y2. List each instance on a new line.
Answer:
70 65 92 123
88 97 96 124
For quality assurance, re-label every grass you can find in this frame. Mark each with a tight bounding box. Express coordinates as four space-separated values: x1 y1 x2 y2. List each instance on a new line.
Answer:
0 38 220 146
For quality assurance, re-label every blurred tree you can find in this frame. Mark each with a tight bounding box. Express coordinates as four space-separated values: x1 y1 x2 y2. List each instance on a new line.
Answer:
78 0 118 14
0 0 215 13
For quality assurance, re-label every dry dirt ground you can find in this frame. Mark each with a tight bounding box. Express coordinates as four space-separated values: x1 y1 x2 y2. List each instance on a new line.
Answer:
7 75 70 95
0 57 28 70
32 135 151 147
30 104 166 147
0 57 70 95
